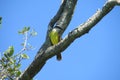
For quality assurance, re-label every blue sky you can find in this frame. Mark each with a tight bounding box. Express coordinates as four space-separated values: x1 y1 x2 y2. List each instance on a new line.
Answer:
0 0 120 80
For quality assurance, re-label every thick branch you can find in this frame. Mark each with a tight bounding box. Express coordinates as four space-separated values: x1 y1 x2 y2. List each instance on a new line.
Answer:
48 0 77 36
41 0 120 64
18 0 77 80
18 0 120 80
48 0 67 30
55 0 77 35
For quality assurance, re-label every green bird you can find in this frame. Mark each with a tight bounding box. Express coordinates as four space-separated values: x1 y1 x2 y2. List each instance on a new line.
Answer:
49 28 62 61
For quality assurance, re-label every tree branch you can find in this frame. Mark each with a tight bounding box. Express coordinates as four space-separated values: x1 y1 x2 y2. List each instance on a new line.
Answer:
55 0 77 35
48 0 67 30
18 0 77 80
43 0 120 61
18 0 120 80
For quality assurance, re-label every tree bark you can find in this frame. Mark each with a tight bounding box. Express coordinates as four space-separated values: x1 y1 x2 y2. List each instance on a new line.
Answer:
18 0 120 80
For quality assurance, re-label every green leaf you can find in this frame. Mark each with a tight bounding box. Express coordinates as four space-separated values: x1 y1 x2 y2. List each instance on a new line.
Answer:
4 53 9 58
7 46 14 57
7 67 13 72
18 31 23 34
15 63 21 70
24 27 30 31
8 57 14 64
2 57 6 62
1 62 7 68
21 54 29 59
4 46 14 57
18 27 30 34
15 70 21 77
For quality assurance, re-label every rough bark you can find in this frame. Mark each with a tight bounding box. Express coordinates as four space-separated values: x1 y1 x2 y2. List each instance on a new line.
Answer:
18 0 120 80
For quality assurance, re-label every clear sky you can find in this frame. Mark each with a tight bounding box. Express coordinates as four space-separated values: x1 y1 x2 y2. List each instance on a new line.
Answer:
0 0 120 80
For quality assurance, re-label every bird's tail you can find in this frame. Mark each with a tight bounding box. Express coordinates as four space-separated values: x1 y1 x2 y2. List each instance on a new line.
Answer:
56 53 62 61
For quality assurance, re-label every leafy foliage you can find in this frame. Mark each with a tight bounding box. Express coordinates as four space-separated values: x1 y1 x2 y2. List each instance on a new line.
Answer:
0 27 37 80
18 27 30 34
0 46 21 79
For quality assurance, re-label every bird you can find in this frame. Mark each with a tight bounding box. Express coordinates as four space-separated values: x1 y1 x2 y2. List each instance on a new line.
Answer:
49 28 62 61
